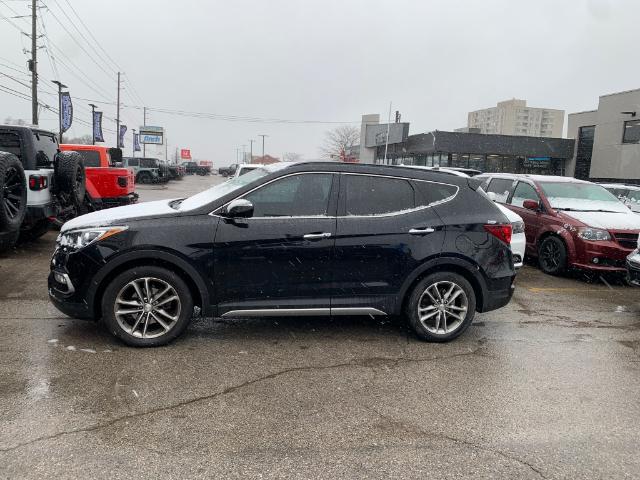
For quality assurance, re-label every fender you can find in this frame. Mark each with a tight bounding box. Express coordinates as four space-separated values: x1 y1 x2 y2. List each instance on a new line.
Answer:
536 224 576 259
398 254 489 310
86 247 213 317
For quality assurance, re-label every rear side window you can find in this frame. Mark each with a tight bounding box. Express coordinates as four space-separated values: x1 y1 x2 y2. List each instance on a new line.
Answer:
345 175 415 216
412 181 458 207
33 131 58 167
127 158 139 166
69 150 100 167
510 182 540 207
0 132 21 159
140 158 158 168
486 178 514 203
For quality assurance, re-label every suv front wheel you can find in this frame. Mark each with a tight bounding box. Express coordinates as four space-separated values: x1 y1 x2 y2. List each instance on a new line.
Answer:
406 272 476 342
102 266 194 347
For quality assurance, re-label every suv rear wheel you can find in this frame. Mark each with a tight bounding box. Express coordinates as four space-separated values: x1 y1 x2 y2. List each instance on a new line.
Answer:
102 266 194 347
0 152 27 233
137 171 152 184
406 272 476 342
538 236 567 275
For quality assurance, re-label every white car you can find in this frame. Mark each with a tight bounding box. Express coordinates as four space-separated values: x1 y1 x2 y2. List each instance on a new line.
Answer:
234 164 264 178
399 165 525 268
600 183 640 214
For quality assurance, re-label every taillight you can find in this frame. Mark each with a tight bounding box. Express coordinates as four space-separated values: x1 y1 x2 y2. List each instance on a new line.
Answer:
117 176 127 187
28 174 48 191
484 224 512 245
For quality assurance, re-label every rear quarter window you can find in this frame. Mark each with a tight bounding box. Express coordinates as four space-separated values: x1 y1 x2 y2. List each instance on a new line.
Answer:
345 175 415 216
412 181 458 207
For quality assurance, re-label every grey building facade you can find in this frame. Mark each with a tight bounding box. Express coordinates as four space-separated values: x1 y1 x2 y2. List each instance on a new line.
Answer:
567 88 640 183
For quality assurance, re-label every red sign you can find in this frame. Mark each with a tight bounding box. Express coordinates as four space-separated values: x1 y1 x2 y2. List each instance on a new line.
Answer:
180 149 191 160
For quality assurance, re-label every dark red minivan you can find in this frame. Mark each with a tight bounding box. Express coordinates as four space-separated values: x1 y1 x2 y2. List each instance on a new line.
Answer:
477 174 640 275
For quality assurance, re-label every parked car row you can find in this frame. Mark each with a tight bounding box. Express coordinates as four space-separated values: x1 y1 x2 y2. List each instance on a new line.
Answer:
0 125 141 251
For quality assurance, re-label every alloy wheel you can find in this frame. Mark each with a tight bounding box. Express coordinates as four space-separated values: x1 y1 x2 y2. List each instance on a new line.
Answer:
541 241 561 270
3 166 24 219
417 281 468 335
114 277 182 339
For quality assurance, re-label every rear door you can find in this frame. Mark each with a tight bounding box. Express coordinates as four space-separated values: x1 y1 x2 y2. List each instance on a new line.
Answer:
331 173 451 314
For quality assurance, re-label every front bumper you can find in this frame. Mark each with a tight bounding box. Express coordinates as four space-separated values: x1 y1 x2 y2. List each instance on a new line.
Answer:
573 238 635 273
626 251 640 286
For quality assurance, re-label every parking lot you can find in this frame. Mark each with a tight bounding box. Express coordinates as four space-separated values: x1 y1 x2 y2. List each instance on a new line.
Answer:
1 175 639 479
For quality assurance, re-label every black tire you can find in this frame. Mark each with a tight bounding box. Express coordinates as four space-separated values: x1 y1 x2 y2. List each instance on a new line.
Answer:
406 271 476 342
136 171 152 184
17 219 50 244
56 151 86 204
0 230 19 252
101 266 194 347
538 236 567 275
0 152 27 232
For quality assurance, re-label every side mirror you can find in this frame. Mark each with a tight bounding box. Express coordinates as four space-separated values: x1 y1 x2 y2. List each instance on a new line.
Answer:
223 199 254 218
523 199 540 211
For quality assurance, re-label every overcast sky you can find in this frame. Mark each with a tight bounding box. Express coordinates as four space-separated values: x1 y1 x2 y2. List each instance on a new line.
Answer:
1 0 638 166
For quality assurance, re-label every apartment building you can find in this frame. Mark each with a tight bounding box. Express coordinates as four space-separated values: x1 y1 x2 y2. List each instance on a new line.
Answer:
468 99 564 137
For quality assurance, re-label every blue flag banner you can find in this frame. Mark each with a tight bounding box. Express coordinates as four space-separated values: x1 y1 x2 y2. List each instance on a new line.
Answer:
134 133 141 152
60 92 73 133
93 111 104 142
119 125 127 148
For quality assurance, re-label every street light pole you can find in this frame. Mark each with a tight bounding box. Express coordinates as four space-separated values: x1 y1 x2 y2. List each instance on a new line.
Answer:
248 139 255 164
132 129 136 157
241 144 247 164
258 134 268 162
52 80 67 142
89 103 97 145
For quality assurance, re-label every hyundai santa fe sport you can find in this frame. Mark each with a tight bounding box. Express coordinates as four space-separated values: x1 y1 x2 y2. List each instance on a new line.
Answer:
477 173 640 275
49 162 516 347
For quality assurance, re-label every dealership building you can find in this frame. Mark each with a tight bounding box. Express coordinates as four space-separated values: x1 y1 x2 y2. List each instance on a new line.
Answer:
567 88 640 183
357 114 574 175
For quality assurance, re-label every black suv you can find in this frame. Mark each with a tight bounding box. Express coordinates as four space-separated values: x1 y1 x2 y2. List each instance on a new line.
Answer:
49 162 515 347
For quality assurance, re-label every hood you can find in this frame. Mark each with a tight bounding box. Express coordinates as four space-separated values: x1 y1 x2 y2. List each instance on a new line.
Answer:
560 210 640 231
61 199 179 232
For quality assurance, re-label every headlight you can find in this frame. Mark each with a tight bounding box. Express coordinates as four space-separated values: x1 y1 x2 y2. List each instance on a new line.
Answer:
577 227 610 241
512 220 525 235
56 226 128 249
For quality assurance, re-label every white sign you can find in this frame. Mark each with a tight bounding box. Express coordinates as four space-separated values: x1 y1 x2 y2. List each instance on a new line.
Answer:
141 134 163 144
139 126 164 145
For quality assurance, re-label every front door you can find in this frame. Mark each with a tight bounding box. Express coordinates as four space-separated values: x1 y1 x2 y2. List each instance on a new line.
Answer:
213 172 337 315
508 181 543 253
331 173 448 314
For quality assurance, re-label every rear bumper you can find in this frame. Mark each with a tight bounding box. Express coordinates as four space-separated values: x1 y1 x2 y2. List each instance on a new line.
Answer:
478 275 516 313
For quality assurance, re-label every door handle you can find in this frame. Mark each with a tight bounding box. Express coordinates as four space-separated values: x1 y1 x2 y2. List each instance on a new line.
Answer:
303 232 332 240
409 227 435 235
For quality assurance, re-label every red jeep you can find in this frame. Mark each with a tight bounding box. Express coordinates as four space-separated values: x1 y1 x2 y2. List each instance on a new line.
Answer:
60 144 137 209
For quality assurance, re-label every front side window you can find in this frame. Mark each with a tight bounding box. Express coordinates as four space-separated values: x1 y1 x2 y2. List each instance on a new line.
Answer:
623 120 640 144
510 182 539 208
345 175 414 216
486 178 514 203
245 173 333 217
140 158 158 168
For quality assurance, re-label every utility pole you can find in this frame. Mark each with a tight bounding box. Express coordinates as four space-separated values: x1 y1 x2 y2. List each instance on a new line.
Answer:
131 129 136 157
383 101 392 164
52 81 67 142
258 134 268 162
236 147 240 163
241 144 247 164
89 103 97 144
143 106 147 157
248 139 255 164
116 72 121 147
30 0 38 125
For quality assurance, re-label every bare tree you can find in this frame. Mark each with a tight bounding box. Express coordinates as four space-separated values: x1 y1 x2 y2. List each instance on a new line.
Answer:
319 125 360 159
282 152 303 162
63 134 93 145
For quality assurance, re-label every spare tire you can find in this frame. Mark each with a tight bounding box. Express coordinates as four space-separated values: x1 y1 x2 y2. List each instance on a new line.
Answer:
0 152 27 232
56 151 85 204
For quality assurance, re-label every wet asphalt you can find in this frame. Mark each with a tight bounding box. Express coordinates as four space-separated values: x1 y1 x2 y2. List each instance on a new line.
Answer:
1 175 639 479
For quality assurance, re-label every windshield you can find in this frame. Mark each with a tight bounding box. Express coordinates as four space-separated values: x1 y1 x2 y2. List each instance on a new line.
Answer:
178 167 271 210
540 182 628 212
